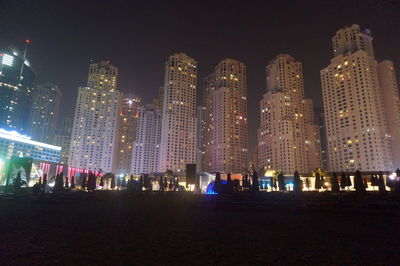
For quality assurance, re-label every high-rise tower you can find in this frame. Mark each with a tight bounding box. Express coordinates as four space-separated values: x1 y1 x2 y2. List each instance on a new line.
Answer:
321 24 399 171
69 61 122 173
115 95 141 174
204 59 248 173
55 117 73 165
28 83 61 143
0 46 35 133
158 53 197 173
258 54 322 173
131 104 162 175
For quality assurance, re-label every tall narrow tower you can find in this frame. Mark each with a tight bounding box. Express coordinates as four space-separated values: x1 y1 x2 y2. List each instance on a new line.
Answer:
28 83 61 143
69 61 122 173
258 54 321 173
204 59 248 173
0 45 35 133
131 104 162 175
115 95 141 174
321 24 397 171
158 53 197 173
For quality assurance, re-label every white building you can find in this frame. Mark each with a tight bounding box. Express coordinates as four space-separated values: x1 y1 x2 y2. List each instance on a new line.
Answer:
204 59 248 174
131 104 161 175
68 61 122 173
28 83 61 144
258 54 322 174
158 53 197 173
321 24 399 171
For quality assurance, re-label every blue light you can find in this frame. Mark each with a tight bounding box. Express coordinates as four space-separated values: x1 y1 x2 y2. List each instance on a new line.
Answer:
205 180 227 194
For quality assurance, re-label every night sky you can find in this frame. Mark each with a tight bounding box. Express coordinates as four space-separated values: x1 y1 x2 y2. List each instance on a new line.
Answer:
1 0 399 157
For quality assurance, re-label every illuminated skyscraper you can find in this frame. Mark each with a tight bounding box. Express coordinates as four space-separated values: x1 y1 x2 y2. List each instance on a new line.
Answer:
321 24 399 171
0 46 35 133
87 61 117 91
69 61 122 173
28 83 61 143
377 60 400 169
204 59 248 173
258 54 322 173
158 53 197 173
115 95 141 174
131 104 162 174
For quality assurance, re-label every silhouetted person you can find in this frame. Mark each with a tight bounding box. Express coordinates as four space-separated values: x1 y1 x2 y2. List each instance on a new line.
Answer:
100 175 105 187
395 168 400 192
70 176 76 189
159 175 164 191
139 175 144 191
64 175 69 188
243 173 249 189
214 172 222 194
314 172 321 191
378 172 386 193
272 176 277 191
54 172 64 192
331 172 340 193
110 175 116 189
226 173 233 194
43 174 48 186
346 174 352 188
278 173 286 192
293 170 302 193
252 171 259 192
354 170 365 193
13 171 22 191
233 179 240 192
340 172 346 190
305 178 310 190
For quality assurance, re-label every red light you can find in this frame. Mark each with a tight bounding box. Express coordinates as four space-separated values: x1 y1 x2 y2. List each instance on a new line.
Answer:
25 39 30 44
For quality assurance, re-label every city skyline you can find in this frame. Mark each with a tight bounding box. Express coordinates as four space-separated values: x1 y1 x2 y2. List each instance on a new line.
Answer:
2 1 399 158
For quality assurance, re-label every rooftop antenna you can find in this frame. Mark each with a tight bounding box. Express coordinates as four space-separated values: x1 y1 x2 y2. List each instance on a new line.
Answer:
18 39 30 85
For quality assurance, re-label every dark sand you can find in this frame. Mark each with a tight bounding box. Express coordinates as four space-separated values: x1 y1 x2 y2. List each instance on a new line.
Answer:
0 192 399 265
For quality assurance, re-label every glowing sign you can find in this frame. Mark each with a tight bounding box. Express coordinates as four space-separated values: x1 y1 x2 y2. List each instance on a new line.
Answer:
2 54 14 66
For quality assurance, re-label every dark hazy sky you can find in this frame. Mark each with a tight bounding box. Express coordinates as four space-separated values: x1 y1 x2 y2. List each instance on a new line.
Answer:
1 0 399 156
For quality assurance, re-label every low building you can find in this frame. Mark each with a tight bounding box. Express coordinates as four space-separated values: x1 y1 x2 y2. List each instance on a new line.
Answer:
0 128 61 163
0 128 61 186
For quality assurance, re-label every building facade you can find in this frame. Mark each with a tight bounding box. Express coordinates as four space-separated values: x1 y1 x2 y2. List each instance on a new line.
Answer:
28 83 61 144
0 128 61 163
68 61 122 173
0 46 35 133
258 54 322 174
115 95 141 174
204 59 248 173
158 53 197 173
196 106 206 172
377 60 400 169
55 117 73 165
131 104 162 175
321 24 399 171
